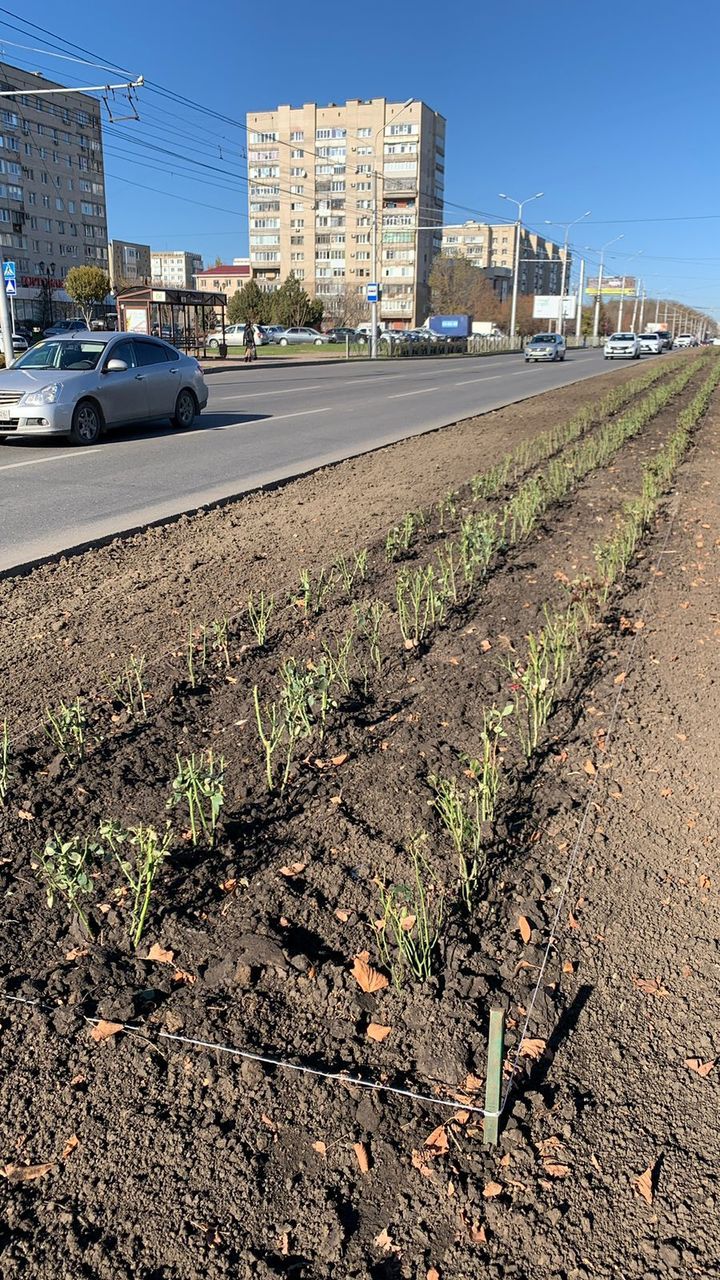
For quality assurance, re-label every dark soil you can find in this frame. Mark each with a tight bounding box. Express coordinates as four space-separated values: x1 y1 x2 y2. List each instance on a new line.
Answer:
1 355 718 1279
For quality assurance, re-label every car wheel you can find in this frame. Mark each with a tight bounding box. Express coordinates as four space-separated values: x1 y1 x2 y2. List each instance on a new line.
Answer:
561 353 566 361
280 338 288 346
171 388 197 430
207 338 219 350
525 357 529 363
69 399 102 446
314 338 323 345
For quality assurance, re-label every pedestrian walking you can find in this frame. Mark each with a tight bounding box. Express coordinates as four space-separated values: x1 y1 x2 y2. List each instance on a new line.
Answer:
243 320 256 363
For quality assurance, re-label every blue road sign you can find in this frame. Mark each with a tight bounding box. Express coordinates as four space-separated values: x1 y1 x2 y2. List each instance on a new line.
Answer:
5 278 16 295
366 282 379 304
3 261 15 281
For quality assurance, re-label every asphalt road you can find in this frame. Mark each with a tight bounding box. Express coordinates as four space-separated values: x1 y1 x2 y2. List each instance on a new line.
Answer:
0 348 635 571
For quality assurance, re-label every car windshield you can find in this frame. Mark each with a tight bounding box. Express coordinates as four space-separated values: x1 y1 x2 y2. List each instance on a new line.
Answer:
13 339 108 370
640 334 658 341
611 334 634 341
531 335 554 343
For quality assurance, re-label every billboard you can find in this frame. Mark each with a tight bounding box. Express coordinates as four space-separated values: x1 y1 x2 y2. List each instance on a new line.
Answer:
533 295 577 320
587 276 637 297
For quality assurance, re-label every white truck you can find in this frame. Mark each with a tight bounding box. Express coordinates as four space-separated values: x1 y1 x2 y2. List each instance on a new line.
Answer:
471 321 504 338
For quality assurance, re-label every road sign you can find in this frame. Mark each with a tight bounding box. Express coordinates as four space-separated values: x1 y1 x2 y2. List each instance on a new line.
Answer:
3 261 15 282
5 278 16 296
366 282 379 304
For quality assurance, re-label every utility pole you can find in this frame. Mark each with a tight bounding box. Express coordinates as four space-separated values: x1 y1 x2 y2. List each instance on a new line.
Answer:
499 191 544 340
654 297 660 324
575 257 585 339
639 283 646 332
592 234 624 339
618 277 627 330
545 211 591 335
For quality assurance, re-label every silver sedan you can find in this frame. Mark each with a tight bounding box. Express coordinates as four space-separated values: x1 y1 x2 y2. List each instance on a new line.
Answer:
0 332 208 445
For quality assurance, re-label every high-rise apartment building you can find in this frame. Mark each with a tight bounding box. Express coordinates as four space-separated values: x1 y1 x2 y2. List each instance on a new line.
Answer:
0 64 108 325
246 98 446 327
108 239 151 289
441 221 570 296
151 250 203 290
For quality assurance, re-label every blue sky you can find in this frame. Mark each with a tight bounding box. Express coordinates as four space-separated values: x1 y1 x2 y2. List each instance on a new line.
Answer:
3 1 719 315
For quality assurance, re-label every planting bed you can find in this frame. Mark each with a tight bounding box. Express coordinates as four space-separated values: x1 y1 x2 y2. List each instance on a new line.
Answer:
1 352 719 1279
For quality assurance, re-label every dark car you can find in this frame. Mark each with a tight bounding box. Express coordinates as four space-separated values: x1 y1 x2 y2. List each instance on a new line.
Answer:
325 326 362 343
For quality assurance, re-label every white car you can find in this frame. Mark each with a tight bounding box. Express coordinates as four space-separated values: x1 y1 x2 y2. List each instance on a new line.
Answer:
604 332 641 360
524 333 566 362
638 333 663 355
673 333 694 349
0 332 30 356
205 323 268 349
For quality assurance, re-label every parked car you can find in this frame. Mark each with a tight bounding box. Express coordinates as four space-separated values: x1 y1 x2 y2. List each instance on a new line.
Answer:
673 333 695 349
0 332 207 446
0 332 30 357
524 333 566 362
42 318 89 339
325 326 363 343
712 336 720 346
205 322 268 349
263 325 287 344
277 326 328 346
638 332 663 355
604 332 641 360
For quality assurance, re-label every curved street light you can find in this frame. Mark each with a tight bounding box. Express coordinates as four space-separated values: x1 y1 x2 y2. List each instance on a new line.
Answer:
499 191 544 338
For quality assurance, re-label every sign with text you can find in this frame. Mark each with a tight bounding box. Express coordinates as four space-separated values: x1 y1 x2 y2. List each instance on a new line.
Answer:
587 276 637 297
533 295 577 320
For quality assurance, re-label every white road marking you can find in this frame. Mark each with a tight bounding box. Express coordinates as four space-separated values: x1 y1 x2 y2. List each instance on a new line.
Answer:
211 383 327 402
215 406 336 429
388 386 441 399
454 375 504 386
0 449 98 472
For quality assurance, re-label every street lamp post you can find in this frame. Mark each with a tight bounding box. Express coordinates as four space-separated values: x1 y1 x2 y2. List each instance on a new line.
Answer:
371 97 414 361
592 234 624 338
499 191 544 340
617 251 642 330
544 211 591 335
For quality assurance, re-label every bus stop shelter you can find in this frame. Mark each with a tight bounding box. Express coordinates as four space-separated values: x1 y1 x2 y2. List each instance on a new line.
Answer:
116 285 228 357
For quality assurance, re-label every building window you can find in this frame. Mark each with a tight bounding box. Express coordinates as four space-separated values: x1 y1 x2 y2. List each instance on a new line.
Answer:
290 130 304 142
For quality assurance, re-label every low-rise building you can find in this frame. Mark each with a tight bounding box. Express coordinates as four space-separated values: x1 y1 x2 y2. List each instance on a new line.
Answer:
440 222 569 295
195 261 251 297
151 249 203 290
108 239 151 289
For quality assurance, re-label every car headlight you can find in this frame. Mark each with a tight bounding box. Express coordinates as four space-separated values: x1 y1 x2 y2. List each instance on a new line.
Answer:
21 383 62 406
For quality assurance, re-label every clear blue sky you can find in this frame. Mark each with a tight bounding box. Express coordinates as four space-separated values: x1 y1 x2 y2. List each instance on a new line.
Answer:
3 1 719 315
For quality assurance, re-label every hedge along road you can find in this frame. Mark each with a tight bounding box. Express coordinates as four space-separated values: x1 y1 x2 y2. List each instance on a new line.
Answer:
0 347 649 572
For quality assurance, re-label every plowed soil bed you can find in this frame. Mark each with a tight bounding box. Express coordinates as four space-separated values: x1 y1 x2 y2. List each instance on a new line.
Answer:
1 356 718 1280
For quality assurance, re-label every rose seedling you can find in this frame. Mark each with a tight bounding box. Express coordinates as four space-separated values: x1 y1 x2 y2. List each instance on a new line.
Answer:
100 820 173 947
44 696 86 768
32 833 99 937
168 750 225 846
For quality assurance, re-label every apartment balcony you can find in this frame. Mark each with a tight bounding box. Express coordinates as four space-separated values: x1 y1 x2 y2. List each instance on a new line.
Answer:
383 175 417 195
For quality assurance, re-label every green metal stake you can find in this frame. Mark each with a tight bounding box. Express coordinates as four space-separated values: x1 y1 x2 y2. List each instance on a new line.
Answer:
483 1007 505 1147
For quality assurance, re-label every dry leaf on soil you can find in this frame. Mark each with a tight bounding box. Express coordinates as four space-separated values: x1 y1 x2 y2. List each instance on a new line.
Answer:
279 862 306 877
427 1269 441 1280
65 946 89 962
482 1181 503 1199
353 1141 370 1174
583 759 597 776
351 952 388 994
311 1141 327 1157
517 915 532 944
633 976 670 998
424 1125 449 1156
374 1228 399 1254
147 943 174 965
89 1019 123 1043
634 1165 655 1206
562 960 575 974
3 1162 54 1183
543 1162 571 1178
684 1057 715 1078
519 1037 546 1061
60 1135 79 1161
366 1023 392 1043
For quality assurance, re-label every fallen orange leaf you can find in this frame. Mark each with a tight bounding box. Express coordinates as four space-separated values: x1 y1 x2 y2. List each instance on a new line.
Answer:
634 1165 654 1206
684 1057 715 1078
279 862 306 877
519 1037 546 1061
366 1023 392 1043
65 946 89 962
583 759 597 776
633 976 670 998
147 943 174 964
518 915 532 944
482 1181 503 1198
353 1141 370 1174
614 671 626 685
543 1162 570 1178
335 908 351 923
562 960 575 974
374 1228 399 1253
2 1162 54 1183
311 1140 327 1157
427 1268 441 1280
60 1135 79 1161
89 1020 123 1043
424 1125 449 1156
351 952 388 994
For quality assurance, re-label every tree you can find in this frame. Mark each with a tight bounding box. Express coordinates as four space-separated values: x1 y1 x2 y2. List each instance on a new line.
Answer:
321 283 367 328
270 272 322 328
429 255 505 326
64 266 111 326
227 280 269 325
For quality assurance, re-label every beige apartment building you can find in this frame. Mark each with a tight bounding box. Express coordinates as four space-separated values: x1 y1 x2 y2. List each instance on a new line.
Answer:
441 221 570 295
245 97 446 327
108 239 151 289
151 249 203 290
0 63 108 326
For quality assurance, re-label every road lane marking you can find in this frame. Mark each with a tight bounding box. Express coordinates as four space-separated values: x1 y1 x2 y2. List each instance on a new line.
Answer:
215 406 336 429
454 375 504 386
388 386 441 399
211 383 327 402
0 449 98 472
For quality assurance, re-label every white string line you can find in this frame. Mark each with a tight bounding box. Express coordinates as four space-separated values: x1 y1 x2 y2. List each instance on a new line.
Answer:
500 477 689 1114
0 991 494 1118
